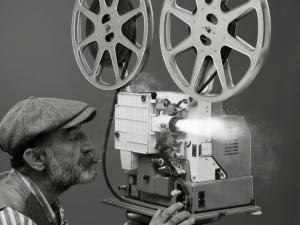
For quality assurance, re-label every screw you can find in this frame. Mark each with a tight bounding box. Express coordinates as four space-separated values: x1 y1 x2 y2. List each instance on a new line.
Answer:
141 95 147 102
205 26 212 33
115 132 120 139
105 24 111 32
143 175 150 181
128 175 136 185
118 185 127 191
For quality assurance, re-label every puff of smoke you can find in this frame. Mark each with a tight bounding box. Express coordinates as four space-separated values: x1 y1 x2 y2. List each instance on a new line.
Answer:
129 72 163 92
175 105 244 140
175 117 244 140
225 106 280 191
177 106 280 192
248 120 281 191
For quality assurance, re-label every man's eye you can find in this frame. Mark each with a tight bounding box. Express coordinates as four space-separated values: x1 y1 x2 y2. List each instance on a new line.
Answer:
67 135 76 141
69 131 85 141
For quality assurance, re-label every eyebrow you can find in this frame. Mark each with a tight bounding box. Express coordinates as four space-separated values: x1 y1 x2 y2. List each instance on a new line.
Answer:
61 126 81 141
66 125 81 132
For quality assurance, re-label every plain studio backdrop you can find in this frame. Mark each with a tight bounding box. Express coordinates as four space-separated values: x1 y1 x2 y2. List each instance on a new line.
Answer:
0 1 299 225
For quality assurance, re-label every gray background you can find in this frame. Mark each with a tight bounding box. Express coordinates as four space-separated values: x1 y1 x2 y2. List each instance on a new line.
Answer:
0 0 299 225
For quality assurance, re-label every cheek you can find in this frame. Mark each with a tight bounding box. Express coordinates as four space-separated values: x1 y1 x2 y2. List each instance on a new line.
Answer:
52 143 81 164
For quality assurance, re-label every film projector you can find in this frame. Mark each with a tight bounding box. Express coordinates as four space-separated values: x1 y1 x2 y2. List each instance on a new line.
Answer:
71 0 271 224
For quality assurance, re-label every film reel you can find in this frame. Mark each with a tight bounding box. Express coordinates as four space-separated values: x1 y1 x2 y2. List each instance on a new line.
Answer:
160 0 271 102
72 0 153 90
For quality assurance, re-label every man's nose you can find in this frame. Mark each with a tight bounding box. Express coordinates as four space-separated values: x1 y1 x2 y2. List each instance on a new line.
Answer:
79 131 95 151
82 141 97 153
82 138 100 158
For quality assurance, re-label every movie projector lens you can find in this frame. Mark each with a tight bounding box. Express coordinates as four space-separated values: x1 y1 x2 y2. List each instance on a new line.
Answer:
169 117 183 133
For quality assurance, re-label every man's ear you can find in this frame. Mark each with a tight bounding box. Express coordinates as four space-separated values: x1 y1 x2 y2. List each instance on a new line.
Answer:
23 148 46 171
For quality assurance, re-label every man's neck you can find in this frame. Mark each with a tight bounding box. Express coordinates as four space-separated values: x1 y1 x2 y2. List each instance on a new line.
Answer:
21 171 62 205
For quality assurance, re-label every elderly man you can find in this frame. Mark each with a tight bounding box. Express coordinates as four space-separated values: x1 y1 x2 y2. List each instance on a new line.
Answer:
0 97 195 225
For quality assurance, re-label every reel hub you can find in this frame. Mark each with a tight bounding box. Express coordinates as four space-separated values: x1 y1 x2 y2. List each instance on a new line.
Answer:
86 0 136 67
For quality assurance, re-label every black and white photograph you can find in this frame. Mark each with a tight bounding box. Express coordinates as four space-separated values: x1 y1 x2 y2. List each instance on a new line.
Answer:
0 1 298 225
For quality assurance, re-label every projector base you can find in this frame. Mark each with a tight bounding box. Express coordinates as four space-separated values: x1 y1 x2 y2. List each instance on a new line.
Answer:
102 198 261 225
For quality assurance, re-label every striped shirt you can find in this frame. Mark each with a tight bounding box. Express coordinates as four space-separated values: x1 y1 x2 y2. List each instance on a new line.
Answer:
0 170 68 225
0 207 36 225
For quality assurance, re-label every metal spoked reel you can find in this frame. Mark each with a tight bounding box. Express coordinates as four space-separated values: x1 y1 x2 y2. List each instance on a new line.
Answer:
72 0 153 90
160 0 271 102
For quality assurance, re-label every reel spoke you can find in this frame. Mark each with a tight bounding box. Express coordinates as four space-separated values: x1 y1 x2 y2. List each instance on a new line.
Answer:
168 3 193 26
92 48 105 78
111 0 120 8
118 35 140 57
225 35 255 58
195 0 204 9
190 53 207 88
98 0 107 9
201 62 216 94
212 52 229 91
169 36 194 57
224 60 234 88
225 0 257 23
109 47 121 82
77 5 97 24
120 7 143 24
78 33 97 49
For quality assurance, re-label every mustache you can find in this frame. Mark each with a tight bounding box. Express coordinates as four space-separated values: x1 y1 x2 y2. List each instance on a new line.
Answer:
79 152 99 168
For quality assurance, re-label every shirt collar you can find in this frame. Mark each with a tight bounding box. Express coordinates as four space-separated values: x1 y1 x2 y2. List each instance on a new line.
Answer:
14 169 66 225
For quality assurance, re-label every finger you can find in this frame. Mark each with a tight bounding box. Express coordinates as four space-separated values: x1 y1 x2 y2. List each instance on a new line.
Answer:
150 209 163 225
152 209 163 220
179 217 195 225
159 203 184 223
166 211 191 225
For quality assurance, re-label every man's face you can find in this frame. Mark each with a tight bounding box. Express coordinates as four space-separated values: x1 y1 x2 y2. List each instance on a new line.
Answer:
43 126 99 192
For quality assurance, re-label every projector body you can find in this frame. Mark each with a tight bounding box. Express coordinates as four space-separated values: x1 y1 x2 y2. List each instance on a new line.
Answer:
115 92 254 213
71 0 271 222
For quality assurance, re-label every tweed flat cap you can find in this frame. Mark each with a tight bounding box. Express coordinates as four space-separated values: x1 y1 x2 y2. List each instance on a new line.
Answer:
0 97 97 156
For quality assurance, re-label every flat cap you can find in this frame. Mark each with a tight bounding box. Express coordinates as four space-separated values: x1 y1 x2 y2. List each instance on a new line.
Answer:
0 97 97 156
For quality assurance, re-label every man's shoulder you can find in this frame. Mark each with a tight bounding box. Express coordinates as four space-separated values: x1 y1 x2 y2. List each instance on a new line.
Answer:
0 207 37 225
0 173 25 211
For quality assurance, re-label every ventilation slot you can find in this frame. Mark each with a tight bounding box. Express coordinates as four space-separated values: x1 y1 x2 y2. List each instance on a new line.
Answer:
224 140 239 156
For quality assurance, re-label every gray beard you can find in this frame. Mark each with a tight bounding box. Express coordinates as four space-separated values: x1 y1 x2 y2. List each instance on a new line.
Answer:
43 153 97 193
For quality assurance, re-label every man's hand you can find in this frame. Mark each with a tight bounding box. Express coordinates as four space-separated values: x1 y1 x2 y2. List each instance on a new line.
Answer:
150 203 195 225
